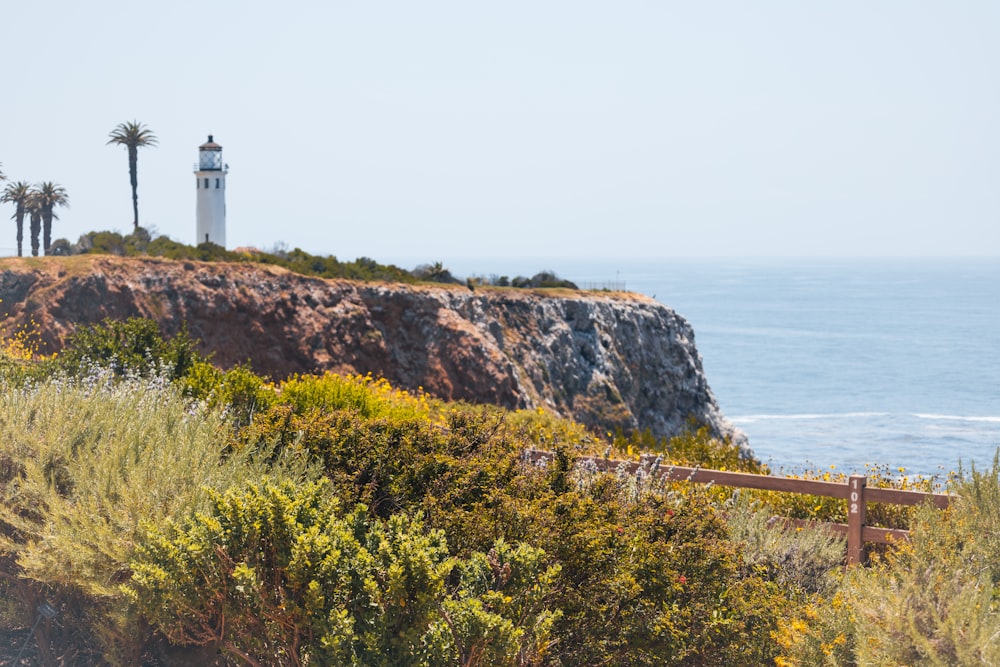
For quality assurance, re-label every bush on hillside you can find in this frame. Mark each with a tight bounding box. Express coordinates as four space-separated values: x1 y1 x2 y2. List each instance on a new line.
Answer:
507 272 578 289
0 373 292 664
777 457 1000 666
236 403 797 664
413 261 461 284
55 316 202 380
724 495 846 596
183 361 277 429
65 228 416 282
5 315 970 665
612 424 765 473
127 478 561 666
53 226 594 290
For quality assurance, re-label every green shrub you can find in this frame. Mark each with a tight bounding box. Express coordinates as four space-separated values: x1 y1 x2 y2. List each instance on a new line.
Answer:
952 455 1000 585
56 316 203 380
508 406 601 453
127 477 560 666
80 230 127 255
280 372 395 418
183 360 277 428
611 424 765 473
525 271 578 289
249 403 792 664
412 261 461 284
422 538 562 665
145 233 197 258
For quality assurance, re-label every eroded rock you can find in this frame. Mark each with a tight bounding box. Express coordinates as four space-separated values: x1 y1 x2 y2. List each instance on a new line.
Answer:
0 256 747 450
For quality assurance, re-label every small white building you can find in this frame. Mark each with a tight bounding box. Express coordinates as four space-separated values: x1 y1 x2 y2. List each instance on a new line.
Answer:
194 135 228 247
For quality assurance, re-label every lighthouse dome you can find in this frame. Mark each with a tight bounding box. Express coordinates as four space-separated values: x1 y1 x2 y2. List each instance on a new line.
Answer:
198 135 223 170
199 135 222 150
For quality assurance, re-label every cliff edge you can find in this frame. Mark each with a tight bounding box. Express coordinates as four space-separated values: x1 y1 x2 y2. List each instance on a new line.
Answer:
0 256 746 448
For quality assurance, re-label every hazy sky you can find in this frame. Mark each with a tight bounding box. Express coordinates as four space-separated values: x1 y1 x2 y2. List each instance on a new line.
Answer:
1 1 997 262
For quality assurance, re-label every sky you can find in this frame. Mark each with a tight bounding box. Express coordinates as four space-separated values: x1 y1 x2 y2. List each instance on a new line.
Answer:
1 1 998 264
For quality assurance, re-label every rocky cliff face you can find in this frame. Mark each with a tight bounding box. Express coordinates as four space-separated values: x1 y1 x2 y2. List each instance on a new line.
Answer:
0 256 745 447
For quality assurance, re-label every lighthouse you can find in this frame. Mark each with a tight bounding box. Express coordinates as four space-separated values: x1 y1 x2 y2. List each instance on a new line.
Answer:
194 135 228 247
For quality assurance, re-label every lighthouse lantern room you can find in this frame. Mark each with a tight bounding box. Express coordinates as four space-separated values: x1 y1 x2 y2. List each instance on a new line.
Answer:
194 135 228 247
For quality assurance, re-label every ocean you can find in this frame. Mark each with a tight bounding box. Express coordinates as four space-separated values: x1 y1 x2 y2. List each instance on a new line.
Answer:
431 256 1000 479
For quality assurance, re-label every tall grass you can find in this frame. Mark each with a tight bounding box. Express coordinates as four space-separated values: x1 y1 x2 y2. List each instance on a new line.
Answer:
724 494 846 596
0 370 312 664
778 455 1000 666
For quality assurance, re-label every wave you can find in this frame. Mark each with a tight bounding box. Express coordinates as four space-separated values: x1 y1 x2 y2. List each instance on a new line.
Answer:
913 413 1000 424
732 412 889 424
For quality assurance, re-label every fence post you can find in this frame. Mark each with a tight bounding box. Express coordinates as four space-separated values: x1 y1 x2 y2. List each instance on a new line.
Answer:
847 475 867 565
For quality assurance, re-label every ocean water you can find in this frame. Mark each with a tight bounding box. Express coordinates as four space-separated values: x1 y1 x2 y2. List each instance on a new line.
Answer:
432 257 1000 478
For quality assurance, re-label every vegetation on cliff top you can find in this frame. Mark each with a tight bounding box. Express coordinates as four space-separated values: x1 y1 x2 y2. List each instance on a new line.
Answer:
0 319 994 666
33 226 581 291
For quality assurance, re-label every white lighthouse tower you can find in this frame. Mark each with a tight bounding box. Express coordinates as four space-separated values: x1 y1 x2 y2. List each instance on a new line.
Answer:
194 135 228 247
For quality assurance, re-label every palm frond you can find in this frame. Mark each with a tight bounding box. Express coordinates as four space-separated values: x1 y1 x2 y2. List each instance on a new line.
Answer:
107 120 158 148
1 181 32 204
36 181 70 208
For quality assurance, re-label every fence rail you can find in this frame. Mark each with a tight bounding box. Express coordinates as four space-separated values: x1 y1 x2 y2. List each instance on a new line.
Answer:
524 450 950 565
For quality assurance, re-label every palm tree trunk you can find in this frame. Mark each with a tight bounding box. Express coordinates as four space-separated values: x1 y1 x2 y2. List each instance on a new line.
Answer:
42 208 53 255
129 147 139 230
15 206 24 257
29 211 41 257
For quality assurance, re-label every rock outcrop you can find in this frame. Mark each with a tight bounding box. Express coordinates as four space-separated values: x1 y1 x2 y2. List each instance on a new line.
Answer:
0 256 745 447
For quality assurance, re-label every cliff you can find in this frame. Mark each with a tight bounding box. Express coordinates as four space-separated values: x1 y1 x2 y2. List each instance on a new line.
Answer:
0 256 746 448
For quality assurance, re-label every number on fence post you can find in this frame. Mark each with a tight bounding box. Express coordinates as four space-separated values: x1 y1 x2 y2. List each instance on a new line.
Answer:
847 475 867 566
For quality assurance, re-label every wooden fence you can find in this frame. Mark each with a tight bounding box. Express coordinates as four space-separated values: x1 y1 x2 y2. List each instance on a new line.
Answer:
523 450 950 565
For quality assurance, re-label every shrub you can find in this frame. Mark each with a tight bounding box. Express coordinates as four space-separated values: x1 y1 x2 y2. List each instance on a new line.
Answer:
0 373 280 664
238 407 479 518
509 406 601 453
74 229 415 282
525 271 577 289
280 372 395 419
235 403 796 664
79 230 126 256
144 233 187 257
0 320 53 386
183 361 277 429
504 272 577 289
524 479 788 666
412 261 461 284
56 316 203 380
127 477 561 666
612 424 765 473
723 494 845 596
778 456 1000 666
4 324 923 664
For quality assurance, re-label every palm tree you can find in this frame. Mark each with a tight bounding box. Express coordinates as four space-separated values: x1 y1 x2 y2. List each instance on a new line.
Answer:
0 162 6 182
107 120 157 230
36 182 69 255
1 181 32 256
25 189 42 257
